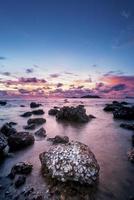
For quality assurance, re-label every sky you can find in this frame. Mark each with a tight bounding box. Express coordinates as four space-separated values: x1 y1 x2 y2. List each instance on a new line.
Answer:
0 0 134 98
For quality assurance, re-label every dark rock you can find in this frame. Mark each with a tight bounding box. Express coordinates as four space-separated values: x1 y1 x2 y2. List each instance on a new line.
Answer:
121 101 128 105
56 105 90 123
1 123 17 137
8 132 34 151
103 102 122 112
9 161 33 179
48 108 59 116
32 109 44 115
8 122 17 126
48 135 69 144
113 106 134 120
20 112 32 117
15 175 26 188
20 105 25 107
0 132 8 158
89 114 96 119
40 141 100 185
132 135 134 146
30 102 42 108
27 118 46 126
127 148 134 163
120 123 134 130
34 127 46 137
23 123 36 130
0 100 7 106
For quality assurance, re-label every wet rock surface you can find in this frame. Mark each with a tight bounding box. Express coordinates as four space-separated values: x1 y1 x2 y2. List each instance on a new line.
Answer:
9 162 33 179
48 135 69 144
0 133 8 158
23 123 36 130
0 101 7 106
34 127 46 137
56 105 92 123
8 132 35 151
32 109 44 115
1 123 17 137
120 123 134 130
30 102 42 108
113 106 134 120
15 175 26 188
48 108 59 116
40 141 100 185
127 148 134 163
20 112 32 117
27 118 46 126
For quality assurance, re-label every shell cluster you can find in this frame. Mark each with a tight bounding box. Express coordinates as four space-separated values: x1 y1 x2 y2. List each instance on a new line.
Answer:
40 141 100 185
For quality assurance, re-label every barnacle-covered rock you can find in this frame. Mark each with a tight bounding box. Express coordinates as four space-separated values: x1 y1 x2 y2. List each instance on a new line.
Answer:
40 141 100 185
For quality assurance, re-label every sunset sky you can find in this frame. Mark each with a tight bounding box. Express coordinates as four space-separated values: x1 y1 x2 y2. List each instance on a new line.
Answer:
0 0 134 98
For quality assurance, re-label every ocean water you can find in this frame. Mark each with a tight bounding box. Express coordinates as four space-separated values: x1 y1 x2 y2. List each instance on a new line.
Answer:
0 98 134 200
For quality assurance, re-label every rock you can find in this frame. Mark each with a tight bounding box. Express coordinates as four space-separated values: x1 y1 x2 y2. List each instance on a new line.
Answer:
23 123 36 130
27 118 46 126
56 105 90 123
121 101 128 105
88 114 96 119
132 135 134 146
15 175 26 188
103 102 123 112
127 148 134 163
20 112 32 117
34 127 46 137
32 109 44 115
40 141 100 185
0 100 7 106
30 102 42 108
1 123 17 137
8 122 17 126
20 105 25 107
120 123 134 130
9 161 33 179
48 135 69 144
113 106 134 120
8 132 34 151
48 108 59 116
0 132 8 158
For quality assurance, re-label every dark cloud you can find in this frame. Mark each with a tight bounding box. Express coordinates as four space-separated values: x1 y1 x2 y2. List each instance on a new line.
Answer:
18 89 30 94
103 70 124 76
57 83 63 88
26 68 34 73
49 73 61 78
0 90 8 96
19 77 47 83
0 72 11 76
0 56 6 60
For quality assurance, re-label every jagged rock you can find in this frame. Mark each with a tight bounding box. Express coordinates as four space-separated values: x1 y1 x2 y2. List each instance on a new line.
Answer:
56 105 91 123
0 100 7 106
40 141 100 185
23 123 36 130
34 127 46 137
113 106 134 120
27 118 46 126
20 112 32 117
30 102 42 108
9 162 33 179
15 175 26 188
48 135 69 144
48 108 59 116
8 122 17 126
32 109 44 115
127 148 134 163
1 123 17 137
0 132 8 158
120 123 134 130
8 132 34 151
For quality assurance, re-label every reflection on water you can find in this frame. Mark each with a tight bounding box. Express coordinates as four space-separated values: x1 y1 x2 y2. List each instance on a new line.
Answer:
0 98 134 199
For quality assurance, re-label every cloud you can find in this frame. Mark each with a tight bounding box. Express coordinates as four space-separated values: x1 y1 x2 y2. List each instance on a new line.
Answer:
0 56 6 60
0 72 11 76
103 70 124 77
57 83 63 88
26 68 34 73
19 77 47 83
121 10 130 19
49 73 61 78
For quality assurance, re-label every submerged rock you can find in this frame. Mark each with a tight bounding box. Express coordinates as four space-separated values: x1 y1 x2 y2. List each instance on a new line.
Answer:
8 122 17 126
56 105 91 123
40 141 100 185
1 123 17 137
15 175 26 188
120 123 134 130
32 109 44 115
27 118 46 126
127 148 134 163
34 127 46 137
0 100 7 106
20 111 32 117
30 102 42 108
48 108 59 116
9 161 33 179
48 135 69 144
8 132 34 151
23 123 36 130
